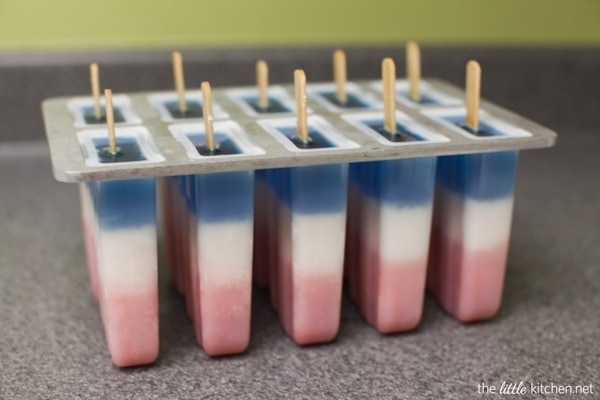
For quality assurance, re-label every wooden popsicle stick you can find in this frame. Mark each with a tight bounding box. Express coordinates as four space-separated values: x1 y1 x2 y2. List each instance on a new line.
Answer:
406 41 421 102
90 63 102 119
382 58 396 134
172 51 187 113
465 60 481 132
294 69 309 144
333 49 347 104
201 81 216 151
256 59 269 109
104 89 117 155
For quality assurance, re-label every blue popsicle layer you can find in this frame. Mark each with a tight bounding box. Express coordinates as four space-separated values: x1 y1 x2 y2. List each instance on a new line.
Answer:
186 133 242 156
92 137 147 164
276 127 336 150
398 91 438 105
95 178 156 230
436 151 518 200
319 91 370 109
271 165 348 214
442 115 506 138
362 119 425 143
358 157 437 206
165 100 203 119
244 97 291 113
83 106 125 124
194 171 254 223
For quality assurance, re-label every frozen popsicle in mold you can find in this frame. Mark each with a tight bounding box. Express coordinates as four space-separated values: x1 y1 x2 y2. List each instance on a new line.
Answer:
226 60 295 118
79 90 162 367
424 61 528 322
341 59 444 333
307 49 379 111
226 60 294 287
369 42 462 108
168 82 262 355
258 70 357 345
68 64 141 127
93 177 159 367
147 52 228 122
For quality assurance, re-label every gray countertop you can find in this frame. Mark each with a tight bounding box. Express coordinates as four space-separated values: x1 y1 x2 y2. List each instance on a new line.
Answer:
1 48 598 399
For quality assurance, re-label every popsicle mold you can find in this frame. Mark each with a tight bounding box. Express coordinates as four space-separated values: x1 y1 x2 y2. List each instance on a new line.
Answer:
41 73 557 366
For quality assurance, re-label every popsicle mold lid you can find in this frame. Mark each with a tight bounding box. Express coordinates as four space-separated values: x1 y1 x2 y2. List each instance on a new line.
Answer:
42 79 557 183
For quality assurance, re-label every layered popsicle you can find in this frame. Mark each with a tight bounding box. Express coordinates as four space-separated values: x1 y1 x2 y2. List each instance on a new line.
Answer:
93 177 159 367
259 109 358 344
342 108 447 333
168 88 263 354
342 57 446 333
428 150 518 322
72 82 164 367
423 59 529 322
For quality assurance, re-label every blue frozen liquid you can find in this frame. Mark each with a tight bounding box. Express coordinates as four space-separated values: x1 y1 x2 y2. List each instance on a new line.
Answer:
95 178 156 230
436 151 519 200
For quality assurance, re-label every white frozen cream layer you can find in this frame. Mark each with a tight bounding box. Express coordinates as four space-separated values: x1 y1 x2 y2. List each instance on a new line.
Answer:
434 187 514 251
279 205 346 277
196 220 254 286
97 226 158 293
362 195 434 264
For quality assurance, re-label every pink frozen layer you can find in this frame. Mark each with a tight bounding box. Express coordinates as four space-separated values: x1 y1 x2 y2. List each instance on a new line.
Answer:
193 284 251 356
358 253 427 334
428 231 509 322
278 269 342 345
101 289 159 367
428 188 514 322
274 205 345 345
97 227 159 367
350 197 433 333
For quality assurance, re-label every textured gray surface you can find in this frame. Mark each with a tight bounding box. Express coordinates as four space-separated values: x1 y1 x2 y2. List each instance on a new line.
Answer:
1 49 599 399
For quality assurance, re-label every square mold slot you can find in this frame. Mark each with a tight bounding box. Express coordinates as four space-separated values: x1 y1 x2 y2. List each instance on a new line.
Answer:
257 115 360 153
307 82 380 112
342 111 449 146
422 107 532 139
148 90 229 122
370 80 462 108
68 95 142 128
169 121 265 159
226 86 298 116
77 126 165 167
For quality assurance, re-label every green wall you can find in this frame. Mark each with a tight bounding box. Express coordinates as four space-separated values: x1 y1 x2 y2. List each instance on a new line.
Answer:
0 0 599 50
